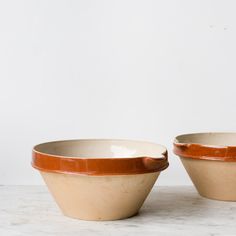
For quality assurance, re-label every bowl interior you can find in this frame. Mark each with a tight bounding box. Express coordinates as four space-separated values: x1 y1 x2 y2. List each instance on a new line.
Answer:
34 139 166 159
175 133 236 147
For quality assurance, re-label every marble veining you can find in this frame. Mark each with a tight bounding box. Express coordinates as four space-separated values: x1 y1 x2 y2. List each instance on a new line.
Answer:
0 186 236 236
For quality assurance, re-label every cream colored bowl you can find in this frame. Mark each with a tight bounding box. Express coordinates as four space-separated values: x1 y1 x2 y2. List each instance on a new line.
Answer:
32 139 168 220
174 133 236 201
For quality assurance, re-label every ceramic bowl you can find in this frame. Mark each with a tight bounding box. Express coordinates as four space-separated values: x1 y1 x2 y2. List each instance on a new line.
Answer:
32 139 168 220
174 132 236 201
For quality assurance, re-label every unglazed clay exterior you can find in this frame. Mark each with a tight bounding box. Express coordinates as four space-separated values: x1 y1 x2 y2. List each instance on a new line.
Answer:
180 157 236 201
41 171 160 221
174 133 236 201
32 139 168 220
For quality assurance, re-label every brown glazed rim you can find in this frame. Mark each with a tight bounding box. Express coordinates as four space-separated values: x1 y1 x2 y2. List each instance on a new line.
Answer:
173 132 236 162
32 139 169 176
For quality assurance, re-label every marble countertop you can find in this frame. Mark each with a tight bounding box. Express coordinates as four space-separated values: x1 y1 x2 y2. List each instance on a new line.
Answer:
1 185 236 236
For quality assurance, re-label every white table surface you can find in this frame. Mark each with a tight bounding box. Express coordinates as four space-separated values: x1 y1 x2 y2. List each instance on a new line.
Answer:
1 185 236 236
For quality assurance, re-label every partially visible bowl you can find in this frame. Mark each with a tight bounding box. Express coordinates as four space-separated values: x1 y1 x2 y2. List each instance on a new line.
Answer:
32 139 168 220
174 132 236 201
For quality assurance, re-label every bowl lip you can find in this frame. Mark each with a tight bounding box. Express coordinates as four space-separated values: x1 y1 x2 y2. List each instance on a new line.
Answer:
33 138 167 159
32 138 169 176
173 132 236 162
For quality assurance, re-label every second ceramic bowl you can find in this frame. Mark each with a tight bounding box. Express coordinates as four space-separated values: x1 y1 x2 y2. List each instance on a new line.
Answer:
32 139 168 220
174 132 236 201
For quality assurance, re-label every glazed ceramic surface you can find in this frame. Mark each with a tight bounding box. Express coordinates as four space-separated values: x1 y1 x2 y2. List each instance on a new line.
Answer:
32 139 168 220
174 133 236 201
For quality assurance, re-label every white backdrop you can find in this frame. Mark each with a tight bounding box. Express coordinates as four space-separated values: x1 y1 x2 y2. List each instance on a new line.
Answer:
0 0 236 185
